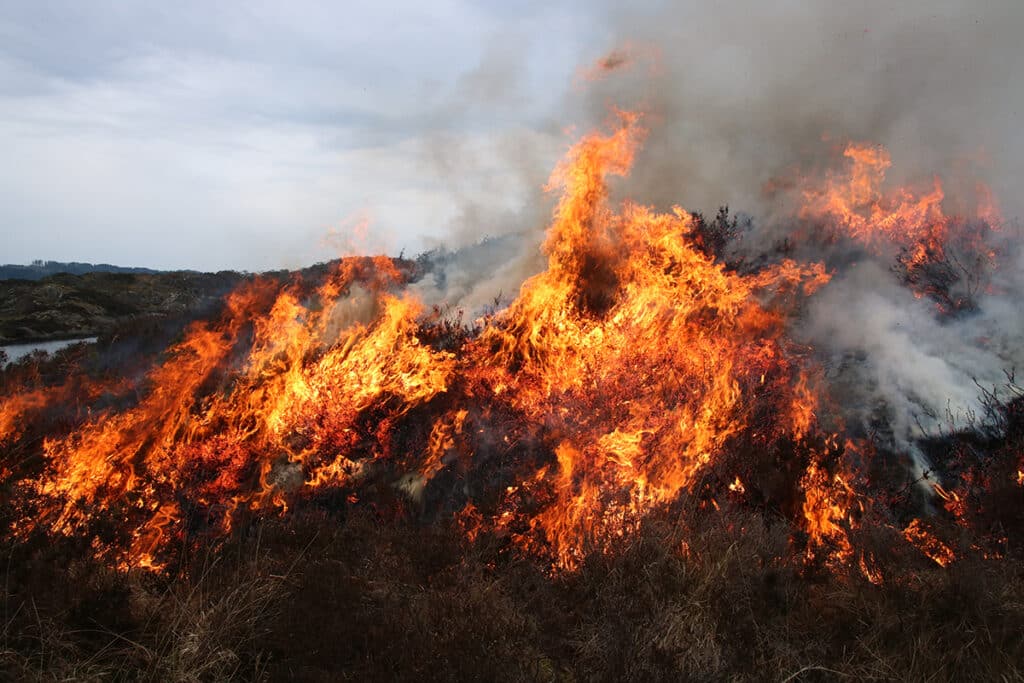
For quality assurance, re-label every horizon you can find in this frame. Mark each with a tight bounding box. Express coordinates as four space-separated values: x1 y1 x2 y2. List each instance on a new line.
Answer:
1 1 599 271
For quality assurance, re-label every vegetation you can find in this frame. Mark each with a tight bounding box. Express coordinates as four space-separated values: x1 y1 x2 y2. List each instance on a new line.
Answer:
2 498 1022 681
0 271 245 344
0 261 164 282
0 200 1020 680
1 321 1022 681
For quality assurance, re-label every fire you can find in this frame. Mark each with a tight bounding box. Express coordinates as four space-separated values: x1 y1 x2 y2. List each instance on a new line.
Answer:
0 102 1010 577
35 285 268 546
801 142 949 259
903 519 956 567
16 258 455 567
933 483 968 523
799 452 858 564
798 141 1001 312
468 111 832 569
1 388 60 443
420 409 469 484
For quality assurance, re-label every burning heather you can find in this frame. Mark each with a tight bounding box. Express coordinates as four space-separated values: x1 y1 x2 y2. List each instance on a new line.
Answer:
4 0 1024 675
2 101 1020 593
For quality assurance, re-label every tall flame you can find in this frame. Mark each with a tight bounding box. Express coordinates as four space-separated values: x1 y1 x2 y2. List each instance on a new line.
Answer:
0 106 1008 576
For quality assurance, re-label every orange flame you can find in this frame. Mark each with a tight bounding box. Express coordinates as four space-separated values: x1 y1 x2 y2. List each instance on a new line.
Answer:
903 519 956 567
5 105 1006 577
469 111 832 569
801 142 947 261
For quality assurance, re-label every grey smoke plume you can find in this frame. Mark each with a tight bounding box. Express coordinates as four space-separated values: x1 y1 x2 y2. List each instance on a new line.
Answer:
422 0 1023 292
410 233 544 316
415 0 1024 472
582 0 1024 224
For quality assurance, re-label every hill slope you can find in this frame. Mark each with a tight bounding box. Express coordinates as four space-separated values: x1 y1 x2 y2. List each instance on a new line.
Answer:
0 270 245 343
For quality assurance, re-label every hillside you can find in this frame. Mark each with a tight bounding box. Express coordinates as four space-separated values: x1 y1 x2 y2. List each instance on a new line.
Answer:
0 260 165 281
0 270 245 343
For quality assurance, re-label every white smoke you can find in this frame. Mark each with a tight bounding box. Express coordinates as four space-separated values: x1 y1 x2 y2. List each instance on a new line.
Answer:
410 232 546 316
799 254 1024 474
410 0 1024 477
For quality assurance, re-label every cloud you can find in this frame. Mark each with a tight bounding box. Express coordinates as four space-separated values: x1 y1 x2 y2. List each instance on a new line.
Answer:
0 1 594 270
5 1 1019 275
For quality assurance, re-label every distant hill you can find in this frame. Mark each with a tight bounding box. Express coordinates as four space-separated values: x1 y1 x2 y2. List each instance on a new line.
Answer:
0 248 456 344
0 260 167 281
0 270 246 343
0 256 423 344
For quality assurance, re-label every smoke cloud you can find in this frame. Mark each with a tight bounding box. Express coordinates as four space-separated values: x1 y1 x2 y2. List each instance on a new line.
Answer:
417 0 1024 475
583 0 1024 221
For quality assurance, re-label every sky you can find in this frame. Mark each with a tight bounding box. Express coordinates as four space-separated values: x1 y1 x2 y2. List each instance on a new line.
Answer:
0 1 609 271
1 1 1021 272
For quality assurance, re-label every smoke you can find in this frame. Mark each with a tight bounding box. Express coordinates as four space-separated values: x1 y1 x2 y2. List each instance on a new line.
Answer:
410 234 542 315
799 257 1024 471
412 0 1024 472
581 0 1024 223
321 284 379 342
420 0 1022 282
395 28 565 313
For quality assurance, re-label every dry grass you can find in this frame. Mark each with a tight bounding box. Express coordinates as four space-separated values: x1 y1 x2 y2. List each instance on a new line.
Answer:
2 342 1022 681
1 502 1022 681
0 537 288 682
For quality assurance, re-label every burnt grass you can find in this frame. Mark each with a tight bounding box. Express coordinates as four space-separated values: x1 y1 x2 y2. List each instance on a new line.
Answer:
2 255 1024 681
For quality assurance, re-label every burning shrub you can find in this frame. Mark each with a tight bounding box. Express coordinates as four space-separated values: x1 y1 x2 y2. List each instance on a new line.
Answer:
0 100 1022 679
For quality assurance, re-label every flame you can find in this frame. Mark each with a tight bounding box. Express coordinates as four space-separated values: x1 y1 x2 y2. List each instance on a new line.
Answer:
858 553 885 585
799 453 857 564
464 111 832 569
1 388 58 443
933 483 968 523
3 112 837 570
903 519 956 567
36 285 268 545
798 142 1001 311
20 258 455 566
800 143 948 260
1 104 1008 576
421 409 468 484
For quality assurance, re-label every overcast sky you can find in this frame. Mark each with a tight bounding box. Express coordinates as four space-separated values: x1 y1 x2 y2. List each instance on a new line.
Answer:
2 2 1021 272
0 1 612 270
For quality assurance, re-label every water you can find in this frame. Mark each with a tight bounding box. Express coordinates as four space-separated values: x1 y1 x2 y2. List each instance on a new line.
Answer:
1 337 98 366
